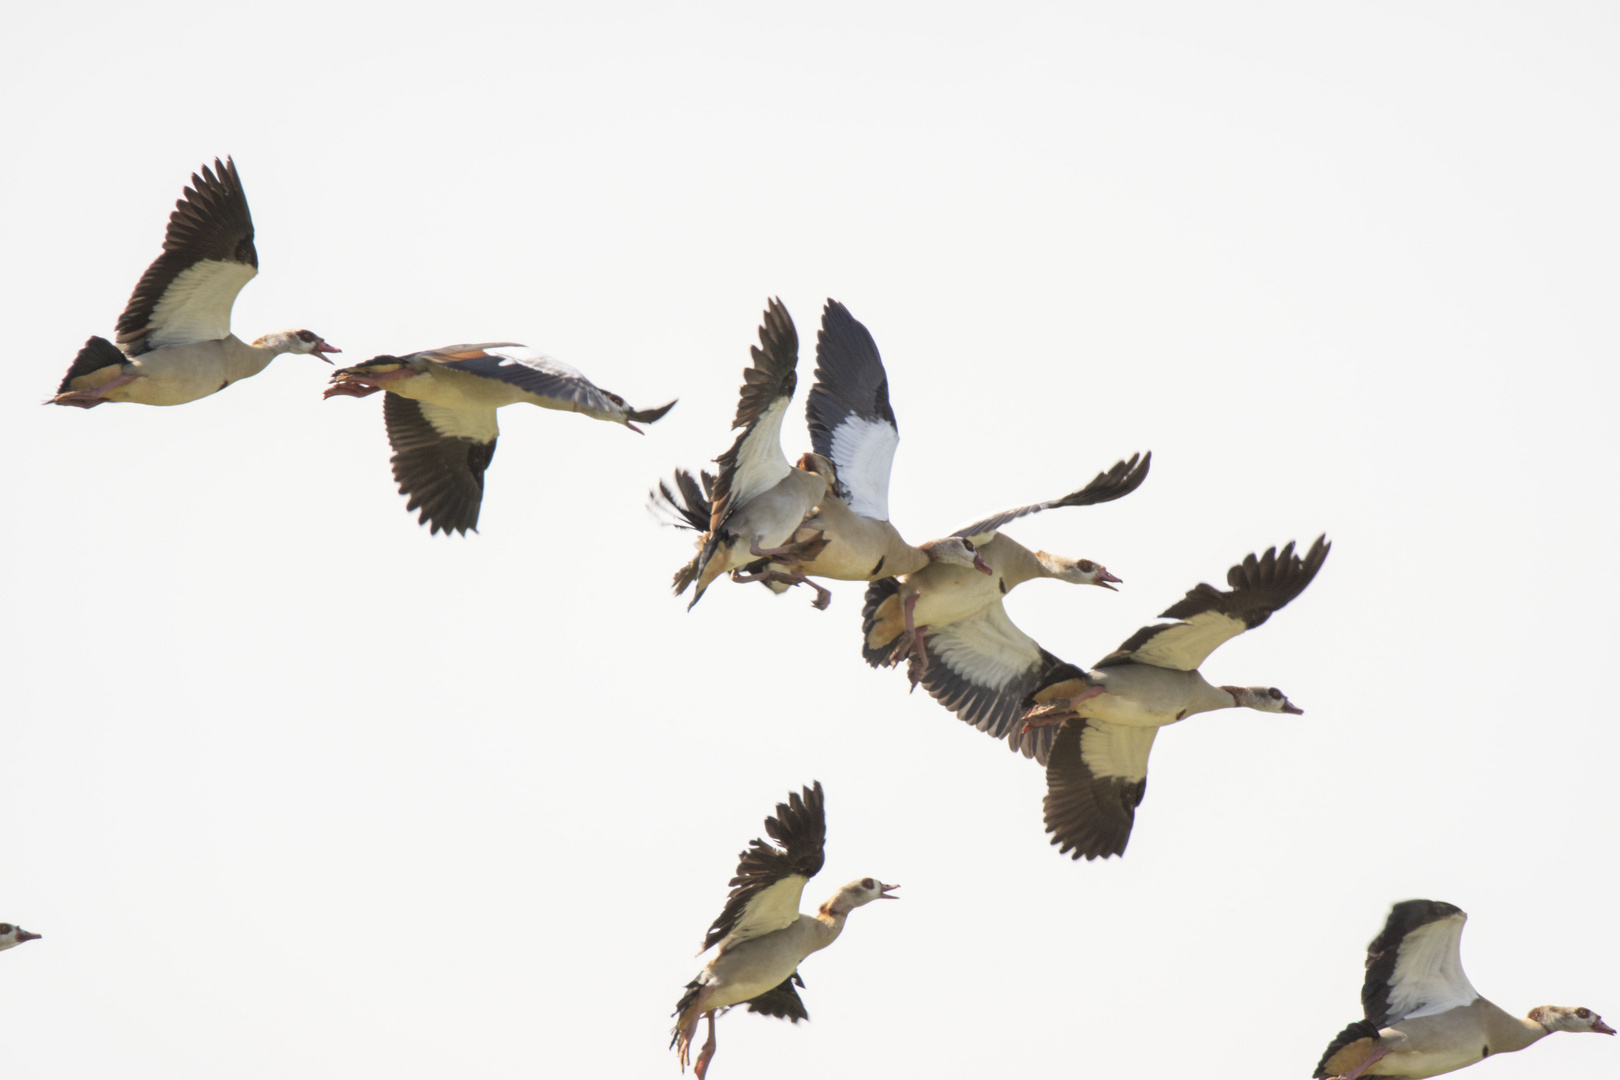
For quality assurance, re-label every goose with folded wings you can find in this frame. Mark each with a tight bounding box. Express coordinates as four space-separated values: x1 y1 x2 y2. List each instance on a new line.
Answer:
661 299 835 609
670 782 897 1080
1019 535 1328 858
1315 900 1612 1079
325 343 673 535
50 158 339 408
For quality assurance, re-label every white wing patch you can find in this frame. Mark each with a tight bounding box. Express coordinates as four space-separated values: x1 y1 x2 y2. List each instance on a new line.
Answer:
929 603 1042 690
1388 913 1480 1022
1079 721 1157 782
828 415 898 521
722 874 811 946
143 259 257 348
418 400 499 444
728 396 793 507
1124 611 1248 671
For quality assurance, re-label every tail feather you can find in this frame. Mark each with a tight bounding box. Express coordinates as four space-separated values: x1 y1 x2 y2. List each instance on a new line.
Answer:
629 399 677 425
55 336 127 394
670 978 705 1050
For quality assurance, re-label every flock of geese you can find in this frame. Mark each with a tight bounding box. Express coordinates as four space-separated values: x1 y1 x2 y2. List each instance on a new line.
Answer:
23 158 1611 1079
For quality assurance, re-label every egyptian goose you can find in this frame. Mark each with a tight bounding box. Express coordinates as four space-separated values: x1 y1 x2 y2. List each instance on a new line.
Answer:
857 452 1148 716
0 923 41 952
662 300 833 609
1316 900 1613 1079
670 782 897 1080
49 158 338 408
325 343 673 535
1021 535 1329 858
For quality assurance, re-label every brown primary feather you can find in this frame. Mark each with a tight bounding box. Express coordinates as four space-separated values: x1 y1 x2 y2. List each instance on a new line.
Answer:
706 299 799 535
1314 1023 1382 1078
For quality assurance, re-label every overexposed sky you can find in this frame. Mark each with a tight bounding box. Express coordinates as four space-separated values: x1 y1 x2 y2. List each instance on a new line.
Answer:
4 3 1617 1077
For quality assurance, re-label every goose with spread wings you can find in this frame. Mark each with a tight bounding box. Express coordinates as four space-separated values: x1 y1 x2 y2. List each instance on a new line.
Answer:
660 299 834 609
1017 535 1329 859
860 452 1146 687
1315 900 1612 1079
50 158 339 408
670 782 897 1079
325 343 673 535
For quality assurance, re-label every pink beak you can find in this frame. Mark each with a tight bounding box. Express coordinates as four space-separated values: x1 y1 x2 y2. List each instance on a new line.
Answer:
15 929 41 942
1282 702 1304 715
314 341 342 364
878 883 900 899
972 555 991 575
1096 567 1122 591
1595 1018 1616 1035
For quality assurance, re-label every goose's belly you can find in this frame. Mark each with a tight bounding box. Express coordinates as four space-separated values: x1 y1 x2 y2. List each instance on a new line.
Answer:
1080 668 1225 729
393 369 530 411
701 923 818 1011
111 341 236 405
908 564 1001 627
1376 1045 1487 1078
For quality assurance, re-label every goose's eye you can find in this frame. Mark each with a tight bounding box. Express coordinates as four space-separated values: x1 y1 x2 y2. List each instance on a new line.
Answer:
1269 688 1282 699
0 924 11 934
962 541 975 552
1578 1008 1591 1018
296 330 317 343
1078 560 1095 572
861 878 874 890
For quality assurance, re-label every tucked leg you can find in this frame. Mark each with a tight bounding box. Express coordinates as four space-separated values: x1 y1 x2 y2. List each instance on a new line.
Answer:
50 373 140 408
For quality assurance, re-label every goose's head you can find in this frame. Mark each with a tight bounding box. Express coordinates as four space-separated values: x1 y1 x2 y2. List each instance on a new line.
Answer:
820 877 900 916
1037 552 1122 590
796 452 846 500
1531 1006 1616 1035
1223 685 1304 714
254 329 341 362
0 923 41 951
924 537 991 575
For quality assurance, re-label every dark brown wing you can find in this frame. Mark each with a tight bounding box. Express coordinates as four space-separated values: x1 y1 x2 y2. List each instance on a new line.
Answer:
1313 1020 1384 1079
383 393 496 536
116 158 258 356
805 299 899 520
744 972 809 1022
952 452 1150 540
1095 535 1330 671
1043 718 1156 860
700 782 827 952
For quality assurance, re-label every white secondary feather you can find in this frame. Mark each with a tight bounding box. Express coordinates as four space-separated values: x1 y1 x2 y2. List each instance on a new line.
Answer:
143 260 257 348
727 396 792 507
828 415 898 521
929 603 1041 689
1387 912 1480 1022
1078 721 1157 782
418 400 499 443
721 875 812 947
1119 611 1248 671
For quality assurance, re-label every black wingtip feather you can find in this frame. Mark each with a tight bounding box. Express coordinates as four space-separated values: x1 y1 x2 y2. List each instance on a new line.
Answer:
859 577 900 668
1043 720 1143 860
699 782 827 954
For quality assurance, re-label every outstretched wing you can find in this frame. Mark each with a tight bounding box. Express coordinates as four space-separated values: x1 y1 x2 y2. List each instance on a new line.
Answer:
701 782 827 952
383 393 497 536
952 452 1150 541
1043 718 1157 860
745 972 809 1022
708 299 799 535
805 300 899 521
417 343 675 425
116 158 258 356
1096 535 1330 671
917 602 1069 762
1362 900 1477 1027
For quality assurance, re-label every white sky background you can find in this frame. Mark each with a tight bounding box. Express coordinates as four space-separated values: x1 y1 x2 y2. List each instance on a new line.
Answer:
3 2 1617 1077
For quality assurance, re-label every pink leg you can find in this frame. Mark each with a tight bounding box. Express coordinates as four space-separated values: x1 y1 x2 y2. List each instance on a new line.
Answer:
51 373 140 408
730 567 832 610
323 368 418 399
322 381 382 399
747 537 810 564
693 1013 717 1080
1333 1046 1391 1080
1021 686 1106 732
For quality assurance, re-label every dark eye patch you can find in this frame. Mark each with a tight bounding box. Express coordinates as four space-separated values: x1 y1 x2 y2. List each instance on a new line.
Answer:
861 878 874 889
1578 1008 1591 1018
297 330 317 343
0 924 11 934
1078 560 1095 572
1269 688 1282 699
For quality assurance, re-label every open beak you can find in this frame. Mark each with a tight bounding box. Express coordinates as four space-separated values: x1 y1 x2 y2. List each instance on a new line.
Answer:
1595 1018 1616 1035
314 341 342 365
879 882 900 899
1282 702 1304 715
972 554 991 575
15 929 40 942
1095 567 1122 591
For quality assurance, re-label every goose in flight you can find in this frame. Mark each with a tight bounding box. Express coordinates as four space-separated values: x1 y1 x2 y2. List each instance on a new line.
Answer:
325 343 673 535
662 299 833 609
1021 535 1329 858
1315 899 1612 1079
49 158 338 408
0 923 41 952
860 452 1147 692
671 782 897 1079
